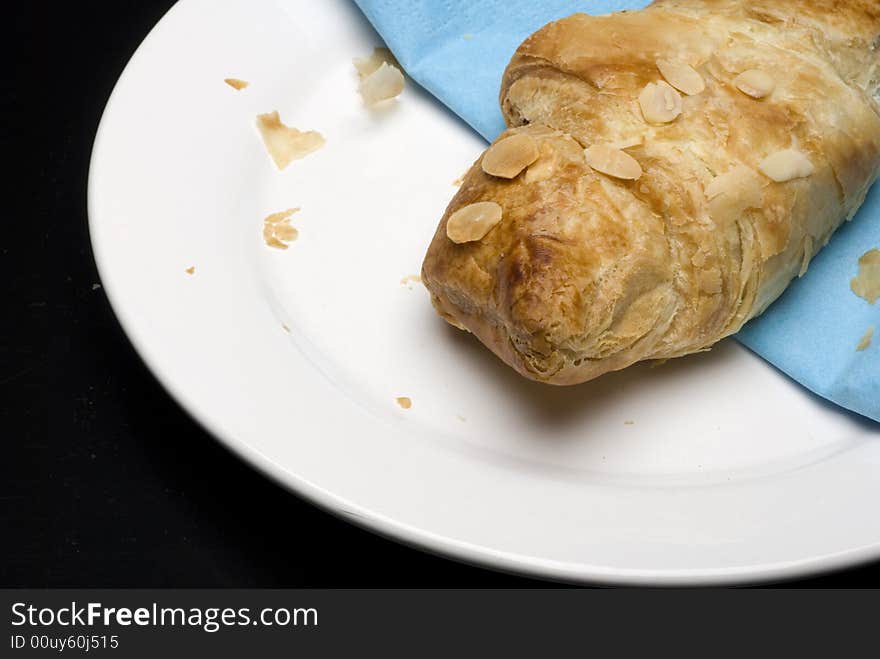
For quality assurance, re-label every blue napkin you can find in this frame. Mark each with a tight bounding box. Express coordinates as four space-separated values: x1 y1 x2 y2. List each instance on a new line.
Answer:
353 0 880 422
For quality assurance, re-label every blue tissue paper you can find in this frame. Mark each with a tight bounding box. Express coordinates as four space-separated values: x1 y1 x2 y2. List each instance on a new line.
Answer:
354 0 879 421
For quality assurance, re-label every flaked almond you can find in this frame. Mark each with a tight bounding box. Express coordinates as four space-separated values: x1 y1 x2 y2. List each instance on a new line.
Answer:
656 59 705 95
734 69 775 99
256 111 324 170
359 62 405 106
758 149 814 182
482 134 539 178
353 47 398 79
639 80 682 124
446 201 503 243
851 248 880 304
584 144 642 180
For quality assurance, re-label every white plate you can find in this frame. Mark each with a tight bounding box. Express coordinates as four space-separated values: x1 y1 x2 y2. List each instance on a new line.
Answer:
89 0 880 585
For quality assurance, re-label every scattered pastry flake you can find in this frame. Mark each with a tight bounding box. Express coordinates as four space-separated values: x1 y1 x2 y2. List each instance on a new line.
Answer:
798 235 814 277
224 78 249 91
482 134 539 179
359 62 405 106
851 248 880 304
638 80 682 124
705 165 763 217
354 48 405 105
609 136 643 150
263 208 301 250
584 144 642 180
656 59 704 95
256 111 325 170
185 266 196 275
624 420 635 425
353 47 399 79
524 144 558 184
758 149 813 182
446 201 503 244
734 70 775 99
856 326 873 351
281 323 291 334
396 396 412 410
400 274 422 288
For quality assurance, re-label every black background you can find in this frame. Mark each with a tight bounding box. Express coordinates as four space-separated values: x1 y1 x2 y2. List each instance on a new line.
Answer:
10 0 879 587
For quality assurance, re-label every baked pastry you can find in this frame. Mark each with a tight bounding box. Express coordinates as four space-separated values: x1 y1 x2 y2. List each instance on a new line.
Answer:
421 0 880 384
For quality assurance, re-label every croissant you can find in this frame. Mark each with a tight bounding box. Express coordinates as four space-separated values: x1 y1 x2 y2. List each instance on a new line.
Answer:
421 0 880 384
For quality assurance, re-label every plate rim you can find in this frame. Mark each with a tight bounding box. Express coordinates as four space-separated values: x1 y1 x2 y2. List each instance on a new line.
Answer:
86 0 880 586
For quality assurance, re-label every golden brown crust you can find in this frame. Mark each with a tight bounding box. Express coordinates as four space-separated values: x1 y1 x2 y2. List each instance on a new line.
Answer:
422 0 880 384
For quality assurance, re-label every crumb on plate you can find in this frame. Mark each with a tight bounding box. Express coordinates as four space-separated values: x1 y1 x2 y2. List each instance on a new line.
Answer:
185 266 195 275
281 323 291 334
263 208 300 250
256 111 324 170
857 326 874 351
353 47 399 79
850 248 880 304
396 396 412 410
400 274 422 288
224 78 249 90
354 48 404 106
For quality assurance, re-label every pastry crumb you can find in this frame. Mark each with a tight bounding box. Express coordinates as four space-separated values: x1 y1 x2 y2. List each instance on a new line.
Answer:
256 111 324 170
857 326 874 351
850 248 880 304
281 323 291 334
354 48 404 106
624 420 635 425
353 47 398 78
263 208 301 250
359 63 404 106
396 396 412 410
798 235 814 277
400 274 422 288
224 78 249 90
91 283 102 291
185 266 195 275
